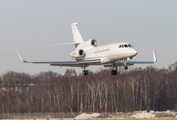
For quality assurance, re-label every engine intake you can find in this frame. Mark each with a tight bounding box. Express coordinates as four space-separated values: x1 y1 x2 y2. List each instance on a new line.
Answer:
91 39 97 46
79 49 85 56
70 49 85 59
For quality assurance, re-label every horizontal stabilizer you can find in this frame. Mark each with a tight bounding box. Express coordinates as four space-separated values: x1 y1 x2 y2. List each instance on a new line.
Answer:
48 42 80 47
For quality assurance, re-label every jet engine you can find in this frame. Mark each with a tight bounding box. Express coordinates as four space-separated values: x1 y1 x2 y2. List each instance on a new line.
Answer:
79 49 85 56
91 39 97 46
70 49 85 59
75 39 97 49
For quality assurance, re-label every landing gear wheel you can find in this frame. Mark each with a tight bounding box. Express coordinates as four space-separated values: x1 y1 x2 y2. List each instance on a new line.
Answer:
85 70 88 75
111 70 117 75
82 70 85 75
82 70 88 75
124 66 128 70
114 70 117 75
111 70 114 75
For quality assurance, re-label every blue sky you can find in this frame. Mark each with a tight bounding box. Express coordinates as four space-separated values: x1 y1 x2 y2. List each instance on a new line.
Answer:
0 0 177 75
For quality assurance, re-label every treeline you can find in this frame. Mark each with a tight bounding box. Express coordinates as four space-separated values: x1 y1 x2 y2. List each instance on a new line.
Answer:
0 62 177 113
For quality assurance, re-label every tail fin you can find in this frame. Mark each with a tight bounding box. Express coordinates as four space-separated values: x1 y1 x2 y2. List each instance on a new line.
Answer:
71 23 84 48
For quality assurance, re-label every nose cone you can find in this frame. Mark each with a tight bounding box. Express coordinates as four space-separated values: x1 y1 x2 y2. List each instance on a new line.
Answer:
133 49 138 56
130 49 138 57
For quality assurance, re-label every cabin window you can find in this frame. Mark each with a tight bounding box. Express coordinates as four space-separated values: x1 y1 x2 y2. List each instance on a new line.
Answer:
119 44 133 48
124 44 128 47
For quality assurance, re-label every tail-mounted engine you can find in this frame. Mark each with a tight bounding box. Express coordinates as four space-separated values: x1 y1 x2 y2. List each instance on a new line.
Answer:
76 39 97 49
70 39 97 60
91 39 97 46
79 49 85 56
70 49 85 60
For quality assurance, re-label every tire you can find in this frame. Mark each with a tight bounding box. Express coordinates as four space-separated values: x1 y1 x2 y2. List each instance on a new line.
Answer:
124 66 128 70
82 70 85 75
114 70 117 75
85 70 88 75
111 70 115 75
82 70 88 75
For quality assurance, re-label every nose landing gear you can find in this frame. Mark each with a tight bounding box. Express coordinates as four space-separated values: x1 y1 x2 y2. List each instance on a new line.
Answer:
111 64 117 75
123 60 128 70
82 64 88 76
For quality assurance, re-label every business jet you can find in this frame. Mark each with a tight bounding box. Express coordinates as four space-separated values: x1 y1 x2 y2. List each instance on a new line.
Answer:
17 22 157 75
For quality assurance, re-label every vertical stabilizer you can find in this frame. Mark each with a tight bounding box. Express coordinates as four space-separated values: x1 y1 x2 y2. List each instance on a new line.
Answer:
71 23 84 48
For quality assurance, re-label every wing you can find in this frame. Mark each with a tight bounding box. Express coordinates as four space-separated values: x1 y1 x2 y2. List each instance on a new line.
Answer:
126 50 157 64
17 51 101 67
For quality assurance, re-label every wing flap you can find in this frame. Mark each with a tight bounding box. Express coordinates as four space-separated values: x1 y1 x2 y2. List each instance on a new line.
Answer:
50 59 101 67
126 61 154 64
31 59 101 64
104 63 134 67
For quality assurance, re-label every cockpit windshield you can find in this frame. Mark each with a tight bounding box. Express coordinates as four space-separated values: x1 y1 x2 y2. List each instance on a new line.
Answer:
119 44 133 48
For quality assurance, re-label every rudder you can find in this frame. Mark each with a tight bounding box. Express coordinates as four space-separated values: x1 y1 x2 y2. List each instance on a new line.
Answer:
71 23 84 48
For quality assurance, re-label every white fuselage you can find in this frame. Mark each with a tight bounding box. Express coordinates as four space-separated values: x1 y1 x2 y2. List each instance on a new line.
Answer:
17 22 157 76
70 42 138 65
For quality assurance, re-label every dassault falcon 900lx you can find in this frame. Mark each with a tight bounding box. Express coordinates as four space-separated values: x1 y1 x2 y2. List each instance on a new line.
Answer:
17 22 157 75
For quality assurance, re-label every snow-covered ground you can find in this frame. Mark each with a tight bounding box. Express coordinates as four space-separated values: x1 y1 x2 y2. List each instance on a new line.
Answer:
75 113 100 119
130 111 155 119
74 110 177 119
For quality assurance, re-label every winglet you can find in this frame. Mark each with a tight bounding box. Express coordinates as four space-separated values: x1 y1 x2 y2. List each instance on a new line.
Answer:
17 51 28 63
126 51 157 64
153 50 157 63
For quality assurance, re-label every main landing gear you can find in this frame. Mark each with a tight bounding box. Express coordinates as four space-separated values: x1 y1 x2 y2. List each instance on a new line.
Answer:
82 64 88 76
111 64 128 75
111 64 117 75
111 70 117 75
82 70 88 75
